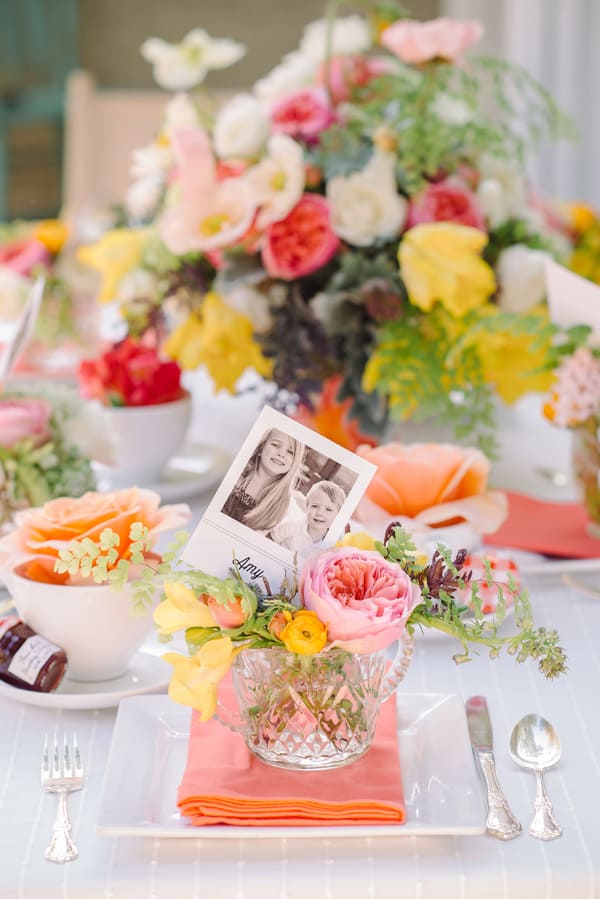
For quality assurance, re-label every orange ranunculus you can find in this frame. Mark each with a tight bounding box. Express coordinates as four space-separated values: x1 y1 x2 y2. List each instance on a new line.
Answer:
294 375 378 452
0 487 189 566
356 442 489 519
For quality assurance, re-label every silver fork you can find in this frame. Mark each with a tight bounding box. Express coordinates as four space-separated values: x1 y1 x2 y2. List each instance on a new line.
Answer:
41 733 84 863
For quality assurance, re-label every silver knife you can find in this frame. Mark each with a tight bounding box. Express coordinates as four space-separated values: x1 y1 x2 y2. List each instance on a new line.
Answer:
466 695 522 840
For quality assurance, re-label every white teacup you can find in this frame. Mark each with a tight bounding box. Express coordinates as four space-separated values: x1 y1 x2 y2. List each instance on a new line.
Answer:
8 561 156 682
98 394 192 487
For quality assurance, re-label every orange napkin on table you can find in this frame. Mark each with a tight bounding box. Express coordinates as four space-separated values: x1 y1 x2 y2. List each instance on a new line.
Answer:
177 679 406 827
483 491 600 558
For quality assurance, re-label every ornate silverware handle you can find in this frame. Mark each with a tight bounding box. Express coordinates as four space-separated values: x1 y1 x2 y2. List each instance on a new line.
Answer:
529 769 562 840
478 751 522 840
45 789 79 864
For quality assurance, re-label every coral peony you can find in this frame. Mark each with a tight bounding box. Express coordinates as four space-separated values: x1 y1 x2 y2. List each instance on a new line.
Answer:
407 178 486 230
300 546 422 653
262 194 339 280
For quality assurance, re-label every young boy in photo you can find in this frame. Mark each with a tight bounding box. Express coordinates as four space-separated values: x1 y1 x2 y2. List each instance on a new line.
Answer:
269 480 346 552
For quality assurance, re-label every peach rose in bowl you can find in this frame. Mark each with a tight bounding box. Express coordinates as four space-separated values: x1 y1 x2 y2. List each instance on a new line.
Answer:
354 442 507 550
0 486 190 577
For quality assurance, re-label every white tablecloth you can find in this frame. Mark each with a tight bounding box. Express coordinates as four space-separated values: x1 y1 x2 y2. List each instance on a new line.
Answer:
1 390 599 898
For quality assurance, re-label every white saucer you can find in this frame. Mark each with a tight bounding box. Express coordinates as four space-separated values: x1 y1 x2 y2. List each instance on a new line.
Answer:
95 443 231 503
0 650 171 710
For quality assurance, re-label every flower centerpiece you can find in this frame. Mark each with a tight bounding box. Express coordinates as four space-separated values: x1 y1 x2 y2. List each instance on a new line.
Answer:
0 219 98 373
0 386 109 532
76 3 588 455
78 337 192 486
544 347 600 536
56 519 566 766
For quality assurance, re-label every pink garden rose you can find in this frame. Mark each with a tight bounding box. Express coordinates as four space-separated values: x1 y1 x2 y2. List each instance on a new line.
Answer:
300 546 422 653
270 87 334 143
262 193 340 279
380 17 483 65
0 237 50 276
316 55 390 104
0 397 52 450
407 177 486 230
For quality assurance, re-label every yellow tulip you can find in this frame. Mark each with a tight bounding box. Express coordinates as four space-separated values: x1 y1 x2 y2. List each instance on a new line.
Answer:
153 582 217 636
399 223 496 317
336 531 377 551
163 292 273 391
77 229 149 303
163 636 241 721
280 610 328 655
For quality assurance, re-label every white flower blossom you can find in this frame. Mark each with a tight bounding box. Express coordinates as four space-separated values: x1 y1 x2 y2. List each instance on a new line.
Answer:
299 15 371 62
221 284 273 333
114 268 158 306
431 93 473 126
130 143 173 181
326 151 408 246
245 134 305 227
141 29 246 91
476 155 527 228
214 94 270 159
495 244 550 313
163 93 200 134
253 52 315 104
125 176 164 220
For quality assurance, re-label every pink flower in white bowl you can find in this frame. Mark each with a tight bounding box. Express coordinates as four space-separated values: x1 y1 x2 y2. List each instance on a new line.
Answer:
380 17 483 65
300 546 422 653
0 397 52 450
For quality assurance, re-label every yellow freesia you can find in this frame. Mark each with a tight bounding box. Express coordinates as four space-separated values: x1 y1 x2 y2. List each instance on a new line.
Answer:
280 610 328 655
153 582 217 637
336 531 377 551
468 306 554 404
163 292 273 391
163 636 241 721
399 223 496 317
77 228 149 303
32 219 69 254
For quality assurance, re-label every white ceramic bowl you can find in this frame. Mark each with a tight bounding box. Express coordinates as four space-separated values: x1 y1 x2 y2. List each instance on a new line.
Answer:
99 394 192 487
9 562 156 682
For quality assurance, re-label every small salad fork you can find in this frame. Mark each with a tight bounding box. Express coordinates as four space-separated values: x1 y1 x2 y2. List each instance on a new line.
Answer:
41 733 84 863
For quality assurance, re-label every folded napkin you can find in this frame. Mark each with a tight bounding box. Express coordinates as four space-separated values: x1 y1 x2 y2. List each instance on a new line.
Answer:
177 680 406 827
483 491 600 558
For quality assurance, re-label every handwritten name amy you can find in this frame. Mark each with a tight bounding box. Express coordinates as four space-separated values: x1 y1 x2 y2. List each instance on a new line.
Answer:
232 555 265 581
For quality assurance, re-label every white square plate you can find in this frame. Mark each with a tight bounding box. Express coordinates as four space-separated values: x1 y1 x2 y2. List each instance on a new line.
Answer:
97 693 485 838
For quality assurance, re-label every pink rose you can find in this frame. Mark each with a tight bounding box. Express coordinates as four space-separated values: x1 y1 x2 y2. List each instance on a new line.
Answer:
262 194 340 280
0 398 52 449
0 237 50 276
407 178 486 230
381 17 483 65
205 595 247 629
300 546 422 653
270 87 334 143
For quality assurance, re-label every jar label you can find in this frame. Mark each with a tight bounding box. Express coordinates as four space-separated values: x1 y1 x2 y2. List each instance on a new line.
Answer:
8 635 62 686
0 617 20 640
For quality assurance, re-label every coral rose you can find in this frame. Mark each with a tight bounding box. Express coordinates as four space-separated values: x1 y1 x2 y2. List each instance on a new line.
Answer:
407 178 486 230
0 397 52 449
356 442 490 519
300 546 422 653
262 194 340 280
0 487 190 569
380 17 483 65
270 87 334 143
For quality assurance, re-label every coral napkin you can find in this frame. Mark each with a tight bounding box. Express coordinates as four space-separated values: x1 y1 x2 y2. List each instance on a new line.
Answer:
483 491 600 558
177 681 406 827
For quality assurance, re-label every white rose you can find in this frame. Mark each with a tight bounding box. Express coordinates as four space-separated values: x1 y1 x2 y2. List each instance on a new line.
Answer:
221 284 272 333
163 93 200 134
496 244 550 313
125 177 163 220
114 268 158 305
246 134 305 227
431 94 473 126
326 152 407 247
253 52 315 104
476 155 527 227
129 143 173 181
141 29 246 91
214 94 270 159
299 15 371 62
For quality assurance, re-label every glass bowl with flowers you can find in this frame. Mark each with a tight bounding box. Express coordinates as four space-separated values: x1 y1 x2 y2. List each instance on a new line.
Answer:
76 1 590 457
58 519 566 769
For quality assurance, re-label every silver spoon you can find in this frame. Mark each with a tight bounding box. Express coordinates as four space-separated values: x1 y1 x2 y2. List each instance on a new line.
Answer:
509 714 562 840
